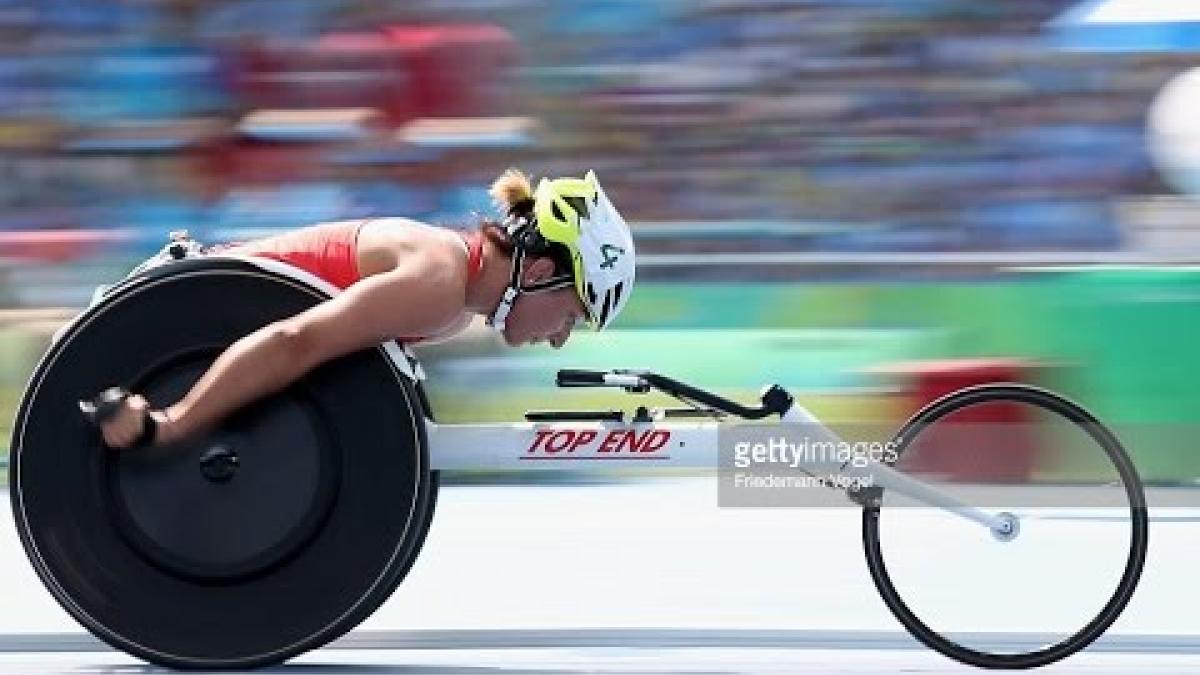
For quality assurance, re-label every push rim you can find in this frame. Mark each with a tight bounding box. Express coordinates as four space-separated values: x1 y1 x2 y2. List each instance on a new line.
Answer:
10 259 434 669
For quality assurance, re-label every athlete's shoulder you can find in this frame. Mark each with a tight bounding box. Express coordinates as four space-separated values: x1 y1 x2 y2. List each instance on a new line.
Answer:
379 225 470 296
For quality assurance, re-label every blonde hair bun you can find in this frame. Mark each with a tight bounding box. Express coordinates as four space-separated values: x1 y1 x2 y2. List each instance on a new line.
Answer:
489 168 534 213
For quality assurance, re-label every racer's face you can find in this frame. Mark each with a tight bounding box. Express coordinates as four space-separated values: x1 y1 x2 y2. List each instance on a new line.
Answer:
501 257 588 349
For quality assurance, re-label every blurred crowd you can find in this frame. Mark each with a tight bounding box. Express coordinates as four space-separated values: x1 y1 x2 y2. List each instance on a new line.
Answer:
0 0 1192 262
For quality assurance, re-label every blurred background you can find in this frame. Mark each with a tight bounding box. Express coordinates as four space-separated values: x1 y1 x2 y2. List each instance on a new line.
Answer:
0 0 1198 485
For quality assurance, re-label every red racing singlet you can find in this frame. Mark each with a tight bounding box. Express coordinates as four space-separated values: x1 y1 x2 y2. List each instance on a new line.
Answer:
222 220 366 290
222 220 484 288
220 220 484 342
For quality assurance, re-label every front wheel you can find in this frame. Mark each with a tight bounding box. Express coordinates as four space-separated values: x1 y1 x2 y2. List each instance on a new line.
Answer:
862 383 1148 669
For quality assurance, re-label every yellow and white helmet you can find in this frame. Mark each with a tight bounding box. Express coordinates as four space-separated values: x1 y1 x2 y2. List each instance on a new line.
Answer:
532 170 635 330
488 170 636 332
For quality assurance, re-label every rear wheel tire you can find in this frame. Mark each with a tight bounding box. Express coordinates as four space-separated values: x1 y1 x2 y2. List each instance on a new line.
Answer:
10 258 436 669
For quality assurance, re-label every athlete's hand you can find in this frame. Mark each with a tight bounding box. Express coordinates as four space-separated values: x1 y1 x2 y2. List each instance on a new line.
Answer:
99 394 144 448
93 394 175 449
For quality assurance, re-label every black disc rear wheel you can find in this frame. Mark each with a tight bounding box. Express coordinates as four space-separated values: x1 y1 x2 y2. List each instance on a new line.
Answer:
10 259 436 669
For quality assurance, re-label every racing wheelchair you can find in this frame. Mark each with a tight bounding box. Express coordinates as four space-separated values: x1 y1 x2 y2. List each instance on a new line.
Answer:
9 242 1148 670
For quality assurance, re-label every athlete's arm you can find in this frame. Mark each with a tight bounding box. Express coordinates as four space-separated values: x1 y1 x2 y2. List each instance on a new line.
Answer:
413 312 475 345
155 252 464 444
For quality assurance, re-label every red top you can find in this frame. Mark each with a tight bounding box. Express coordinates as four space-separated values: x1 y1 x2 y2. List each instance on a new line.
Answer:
222 221 485 342
224 220 365 290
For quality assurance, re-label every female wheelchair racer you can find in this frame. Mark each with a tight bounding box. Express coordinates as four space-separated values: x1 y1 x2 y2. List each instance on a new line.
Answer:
90 169 637 450
14 169 1146 671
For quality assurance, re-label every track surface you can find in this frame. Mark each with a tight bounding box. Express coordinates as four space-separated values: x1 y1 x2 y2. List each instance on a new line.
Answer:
3 479 1198 673
3 644 1200 675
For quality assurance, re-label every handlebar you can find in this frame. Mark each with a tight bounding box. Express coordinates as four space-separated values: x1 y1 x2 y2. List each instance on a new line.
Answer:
557 369 648 390
555 369 609 387
555 368 793 420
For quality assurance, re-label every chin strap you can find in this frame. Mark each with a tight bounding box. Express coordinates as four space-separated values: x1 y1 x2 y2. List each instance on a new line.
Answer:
487 286 520 333
486 242 574 333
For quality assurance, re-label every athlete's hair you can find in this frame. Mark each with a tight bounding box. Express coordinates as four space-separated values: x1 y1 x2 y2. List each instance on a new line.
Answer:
479 167 571 277
489 168 534 215
479 168 530 255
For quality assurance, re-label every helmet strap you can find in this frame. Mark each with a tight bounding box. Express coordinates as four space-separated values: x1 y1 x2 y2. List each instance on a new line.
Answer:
522 274 574 292
486 245 527 333
485 245 575 333
486 285 520 332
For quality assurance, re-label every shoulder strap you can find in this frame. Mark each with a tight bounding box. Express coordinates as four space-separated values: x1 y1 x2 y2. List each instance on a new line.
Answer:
459 231 484 283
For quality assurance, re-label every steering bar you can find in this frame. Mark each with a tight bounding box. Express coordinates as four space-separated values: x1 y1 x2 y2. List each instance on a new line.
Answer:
556 368 792 420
